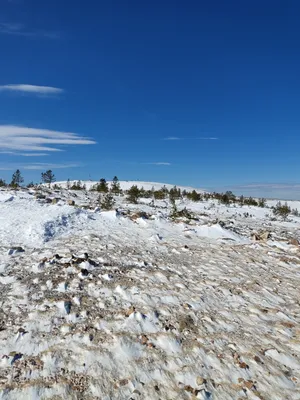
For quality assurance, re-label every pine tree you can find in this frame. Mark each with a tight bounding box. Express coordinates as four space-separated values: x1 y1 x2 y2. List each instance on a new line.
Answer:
111 176 121 194
127 185 140 203
186 190 201 202
100 193 115 210
97 178 109 193
258 198 266 208
10 169 24 187
70 180 83 190
41 170 56 187
169 186 181 201
154 189 166 199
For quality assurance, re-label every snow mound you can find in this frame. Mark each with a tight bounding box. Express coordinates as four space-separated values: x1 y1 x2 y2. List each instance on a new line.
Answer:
0 196 90 248
195 224 245 241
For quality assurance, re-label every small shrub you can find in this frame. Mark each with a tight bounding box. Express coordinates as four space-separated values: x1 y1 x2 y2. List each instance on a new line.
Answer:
97 178 109 193
110 176 121 194
154 189 166 200
186 190 202 202
169 186 181 201
127 185 140 204
273 201 291 220
244 197 258 206
10 169 24 187
100 194 115 210
258 198 266 208
70 180 85 190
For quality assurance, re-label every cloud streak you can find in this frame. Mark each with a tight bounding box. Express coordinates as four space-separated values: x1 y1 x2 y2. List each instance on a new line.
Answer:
163 137 218 141
0 84 64 95
23 163 82 170
145 162 171 166
197 137 218 140
0 22 59 38
0 151 49 157
0 125 96 153
233 183 300 190
0 163 81 171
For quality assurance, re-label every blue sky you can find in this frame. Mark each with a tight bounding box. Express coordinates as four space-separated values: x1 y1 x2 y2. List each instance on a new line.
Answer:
0 0 300 198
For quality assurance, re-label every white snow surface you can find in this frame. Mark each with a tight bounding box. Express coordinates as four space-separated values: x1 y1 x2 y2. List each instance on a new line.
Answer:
0 185 300 399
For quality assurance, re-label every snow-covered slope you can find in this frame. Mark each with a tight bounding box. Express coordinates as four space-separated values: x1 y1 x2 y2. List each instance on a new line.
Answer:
0 185 300 399
53 180 206 192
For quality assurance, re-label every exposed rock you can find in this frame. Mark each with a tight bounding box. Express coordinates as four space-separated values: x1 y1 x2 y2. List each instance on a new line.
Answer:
8 246 25 255
290 238 299 246
178 314 195 332
140 334 149 345
251 231 271 241
64 301 72 314
183 384 200 395
196 376 206 385
34 193 46 199
52 198 60 204
125 306 135 317
68 200 76 206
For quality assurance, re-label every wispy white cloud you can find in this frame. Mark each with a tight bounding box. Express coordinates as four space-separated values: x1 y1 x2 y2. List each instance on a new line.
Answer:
0 22 59 38
197 137 218 140
23 163 81 170
163 136 218 141
0 125 96 153
0 163 81 171
234 183 300 190
213 183 300 200
0 151 49 157
0 84 64 95
145 162 171 166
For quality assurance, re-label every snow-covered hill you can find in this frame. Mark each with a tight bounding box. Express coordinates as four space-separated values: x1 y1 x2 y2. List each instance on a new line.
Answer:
53 180 206 193
0 184 299 399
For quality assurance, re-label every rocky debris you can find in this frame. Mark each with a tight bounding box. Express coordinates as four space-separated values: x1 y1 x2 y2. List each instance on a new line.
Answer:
290 238 299 246
140 334 149 345
34 193 46 200
68 199 76 206
251 231 271 241
64 300 72 314
7 246 25 255
238 378 255 390
0 186 300 399
129 211 152 221
81 268 89 276
125 306 136 317
51 198 60 205
178 314 196 332
254 355 263 364
183 384 200 396
196 376 206 386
